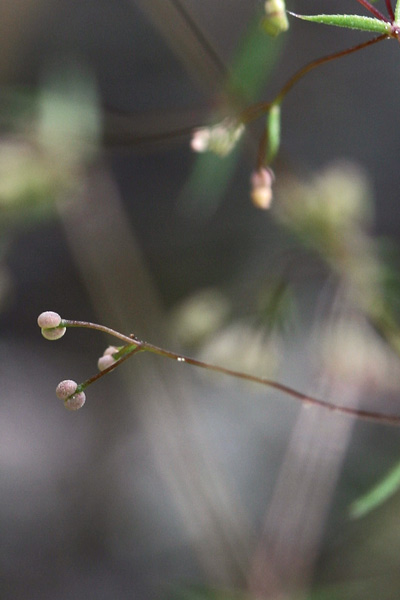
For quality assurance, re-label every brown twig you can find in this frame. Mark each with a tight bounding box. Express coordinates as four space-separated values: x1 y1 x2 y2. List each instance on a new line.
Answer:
63 319 400 427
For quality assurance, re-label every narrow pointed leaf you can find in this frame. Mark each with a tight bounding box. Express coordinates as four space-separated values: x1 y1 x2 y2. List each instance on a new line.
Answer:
289 12 391 34
349 460 400 519
266 104 281 162
396 0 400 23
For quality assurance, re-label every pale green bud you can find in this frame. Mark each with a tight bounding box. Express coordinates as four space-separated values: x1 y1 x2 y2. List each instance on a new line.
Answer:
263 0 289 37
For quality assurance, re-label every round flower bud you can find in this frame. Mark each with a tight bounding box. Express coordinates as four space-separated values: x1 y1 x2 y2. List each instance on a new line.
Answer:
251 167 275 189
263 0 289 37
190 128 211 153
251 186 273 210
37 311 62 329
38 311 66 340
250 168 275 210
64 392 86 411
56 379 78 400
97 354 116 371
41 326 66 340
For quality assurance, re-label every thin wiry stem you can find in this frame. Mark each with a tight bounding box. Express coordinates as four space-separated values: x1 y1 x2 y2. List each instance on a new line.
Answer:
385 0 395 21
168 0 227 78
103 31 388 147
62 319 135 344
240 34 388 124
355 0 390 21
78 345 143 392
63 319 400 427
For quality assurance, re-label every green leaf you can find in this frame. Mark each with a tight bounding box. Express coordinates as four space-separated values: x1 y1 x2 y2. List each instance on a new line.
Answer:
396 0 400 23
226 13 286 103
349 460 400 519
288 12 391 35
266 104 281 162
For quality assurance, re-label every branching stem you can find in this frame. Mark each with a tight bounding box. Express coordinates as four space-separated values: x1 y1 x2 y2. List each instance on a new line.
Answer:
355 0 391 22
240 34 388 124
63 319 400 427
385 0 395 22
78 345 143 391
105 29 388 147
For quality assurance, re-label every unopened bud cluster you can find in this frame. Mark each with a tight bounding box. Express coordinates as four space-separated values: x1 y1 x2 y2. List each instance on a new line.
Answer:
37 311 66 340
38 311 86 410
97 345 119 371
56 379 86 411
188 5 287 211
191 120 245 157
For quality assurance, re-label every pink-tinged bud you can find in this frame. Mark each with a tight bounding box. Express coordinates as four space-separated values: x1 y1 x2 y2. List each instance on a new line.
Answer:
56 380 86 411
97 354 116 371
250 168 275 210
190 128 211 153
37 311 62 328
56 379 78 399
64 392 86 411
191 120 245 157
38 310 66 340
251 167 275 189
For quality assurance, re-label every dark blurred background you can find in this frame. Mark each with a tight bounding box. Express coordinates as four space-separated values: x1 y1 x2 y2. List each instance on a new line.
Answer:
2 1 400 599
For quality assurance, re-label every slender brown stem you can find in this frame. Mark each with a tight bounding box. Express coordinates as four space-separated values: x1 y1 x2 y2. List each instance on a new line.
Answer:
256 126 268 169
385 0 395 21
78 345 143 391
63 319 400 427
169 0 227 78
274 34 388 104
356 0 390 21
62 319 136 345
104 33 388 147
103 124 204 148
140 340 400 426
240 34 388 124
